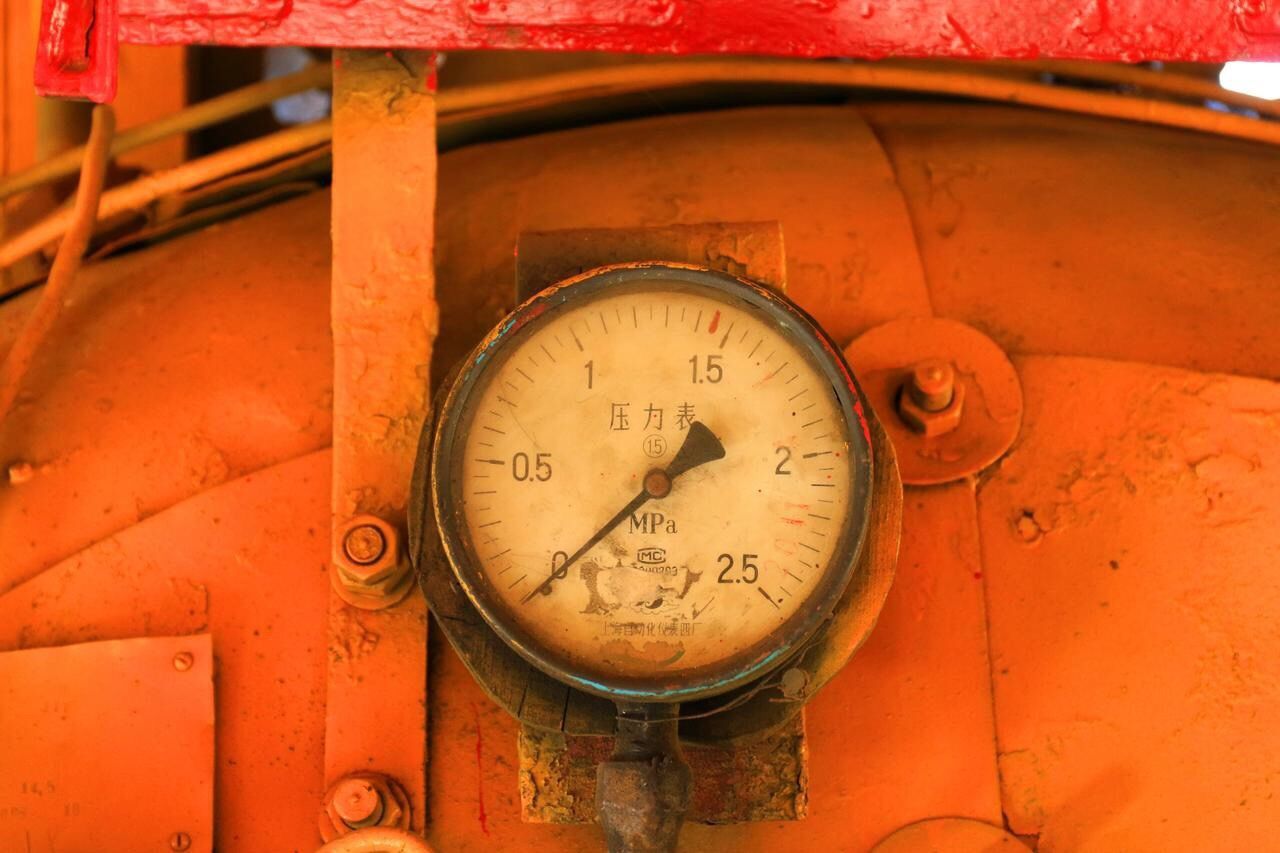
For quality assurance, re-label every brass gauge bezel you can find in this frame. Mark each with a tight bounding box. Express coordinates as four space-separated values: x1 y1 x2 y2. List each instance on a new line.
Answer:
429 263 874 703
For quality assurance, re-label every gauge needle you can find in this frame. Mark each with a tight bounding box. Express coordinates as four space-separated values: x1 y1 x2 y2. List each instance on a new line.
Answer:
520 421 726 603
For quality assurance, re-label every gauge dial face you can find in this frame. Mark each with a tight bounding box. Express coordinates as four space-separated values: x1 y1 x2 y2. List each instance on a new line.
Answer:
433 266 871 700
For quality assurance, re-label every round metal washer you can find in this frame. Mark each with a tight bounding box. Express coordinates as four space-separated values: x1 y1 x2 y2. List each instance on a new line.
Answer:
844 318 1022 486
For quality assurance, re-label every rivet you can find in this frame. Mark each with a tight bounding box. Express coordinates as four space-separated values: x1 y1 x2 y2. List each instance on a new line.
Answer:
172 651 194 672
169 831 192 851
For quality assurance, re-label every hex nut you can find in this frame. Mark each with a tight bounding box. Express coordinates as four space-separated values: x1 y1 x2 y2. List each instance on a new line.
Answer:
897 378 965 437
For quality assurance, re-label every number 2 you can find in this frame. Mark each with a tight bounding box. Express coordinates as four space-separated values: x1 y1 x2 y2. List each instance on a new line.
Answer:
775 446 792 475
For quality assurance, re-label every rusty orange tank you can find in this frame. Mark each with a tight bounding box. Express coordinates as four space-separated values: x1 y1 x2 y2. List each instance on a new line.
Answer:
2 55 1280 853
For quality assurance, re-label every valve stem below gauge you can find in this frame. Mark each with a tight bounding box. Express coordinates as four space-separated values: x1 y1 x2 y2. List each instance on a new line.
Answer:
596 702 692 853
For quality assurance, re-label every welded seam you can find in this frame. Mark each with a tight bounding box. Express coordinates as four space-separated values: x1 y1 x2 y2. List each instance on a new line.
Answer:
851 105 937 318
970 471 1022 840
0 443 333 599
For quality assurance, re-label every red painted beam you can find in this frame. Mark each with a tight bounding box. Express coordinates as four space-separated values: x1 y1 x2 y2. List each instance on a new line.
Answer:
117 0 1280 61
37 0 1280 102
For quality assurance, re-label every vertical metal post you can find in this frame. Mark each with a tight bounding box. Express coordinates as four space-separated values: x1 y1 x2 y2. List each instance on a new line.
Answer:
325 48 437 834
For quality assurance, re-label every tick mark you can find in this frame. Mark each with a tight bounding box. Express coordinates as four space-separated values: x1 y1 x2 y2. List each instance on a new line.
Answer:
540 343 557 364
803 451 831 458
516 367 534 383
508 573 528 590
719 321 735 349
756 587 780 609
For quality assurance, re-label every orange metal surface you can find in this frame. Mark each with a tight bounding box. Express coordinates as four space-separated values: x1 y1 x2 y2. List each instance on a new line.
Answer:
860 102 1280 381
4 95 1280 851
977 357 1280 850
0 451 332 851
0 634 214 852
0 190 332 596
432 105 932 386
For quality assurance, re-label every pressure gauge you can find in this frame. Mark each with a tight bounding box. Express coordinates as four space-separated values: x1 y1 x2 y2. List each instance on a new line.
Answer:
430 263 873 703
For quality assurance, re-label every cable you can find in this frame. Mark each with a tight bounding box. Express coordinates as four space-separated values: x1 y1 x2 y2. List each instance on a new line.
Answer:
435 59 1280 148
0 62 332 203
0 120 330 273
7 58 1280 284
0 105 114 426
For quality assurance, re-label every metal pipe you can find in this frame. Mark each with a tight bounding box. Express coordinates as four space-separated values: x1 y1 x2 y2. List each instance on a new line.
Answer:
315 827 434 853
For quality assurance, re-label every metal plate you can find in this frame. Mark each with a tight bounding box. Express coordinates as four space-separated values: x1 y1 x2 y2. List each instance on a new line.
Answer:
0 635 214 853
518 714 806 824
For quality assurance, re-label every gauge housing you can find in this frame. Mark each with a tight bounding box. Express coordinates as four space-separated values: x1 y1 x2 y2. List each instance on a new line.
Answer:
429 263 874 702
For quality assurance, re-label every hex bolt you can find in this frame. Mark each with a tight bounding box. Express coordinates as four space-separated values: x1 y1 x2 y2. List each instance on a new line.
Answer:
906 359 955 412
343 523 387 566
168 831 192 851
332 515 411 608
172 651 194 672
332 778 385 829
897 359 965 437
